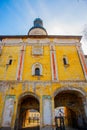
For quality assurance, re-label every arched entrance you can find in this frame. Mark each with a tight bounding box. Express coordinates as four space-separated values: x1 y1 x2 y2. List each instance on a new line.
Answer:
54 88 86 129
15 93 40 130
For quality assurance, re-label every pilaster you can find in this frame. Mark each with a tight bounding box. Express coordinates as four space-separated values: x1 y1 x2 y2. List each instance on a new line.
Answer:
77 45 87 80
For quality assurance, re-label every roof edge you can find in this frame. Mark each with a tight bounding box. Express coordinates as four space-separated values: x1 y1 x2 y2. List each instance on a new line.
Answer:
0 35 82 39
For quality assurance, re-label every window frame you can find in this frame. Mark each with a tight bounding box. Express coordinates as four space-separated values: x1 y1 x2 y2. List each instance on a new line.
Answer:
32 63 42 76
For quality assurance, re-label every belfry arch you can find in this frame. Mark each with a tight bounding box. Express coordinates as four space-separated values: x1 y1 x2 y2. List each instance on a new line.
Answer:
54 87 87 129
14 92 40 130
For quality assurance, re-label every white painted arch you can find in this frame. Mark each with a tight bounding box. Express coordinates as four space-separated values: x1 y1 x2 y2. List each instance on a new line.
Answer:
53 86 86 100
18 91 40 104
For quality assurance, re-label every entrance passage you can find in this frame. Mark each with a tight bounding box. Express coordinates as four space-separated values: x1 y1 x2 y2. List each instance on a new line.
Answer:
55 107 77 130
15 94 40 130
55 107 65 130
22 109 40 128
54 90 86 129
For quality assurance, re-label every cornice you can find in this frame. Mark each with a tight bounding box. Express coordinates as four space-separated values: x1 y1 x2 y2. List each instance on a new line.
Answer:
0 42 81 46
0 35 82 39
0 80 87 85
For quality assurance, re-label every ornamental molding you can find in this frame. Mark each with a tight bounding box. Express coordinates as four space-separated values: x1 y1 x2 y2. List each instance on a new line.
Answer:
32 45 43 55
0 41 80 46
0 80 86 83
22 81 51 88
0 80 87 86
2 38 23 43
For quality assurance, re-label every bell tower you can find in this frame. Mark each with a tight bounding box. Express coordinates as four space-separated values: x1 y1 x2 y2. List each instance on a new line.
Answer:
28 18 47 35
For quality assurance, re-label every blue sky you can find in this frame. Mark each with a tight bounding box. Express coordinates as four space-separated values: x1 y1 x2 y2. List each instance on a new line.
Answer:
0 0 87 53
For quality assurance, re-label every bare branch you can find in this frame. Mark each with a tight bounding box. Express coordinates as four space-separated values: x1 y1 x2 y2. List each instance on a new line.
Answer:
83 25 87 40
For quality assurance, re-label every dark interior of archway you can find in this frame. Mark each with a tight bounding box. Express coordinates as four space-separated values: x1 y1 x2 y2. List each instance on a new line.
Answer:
15 95 40 130
54 90 83 108
55 106 78 129
20 95 39 111
54 90 85 129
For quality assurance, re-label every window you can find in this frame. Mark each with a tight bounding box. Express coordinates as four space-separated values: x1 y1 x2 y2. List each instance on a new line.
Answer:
35 68 40 76
63 58 67 65
63 56 69 66
32 63 42 76
9 59 12 65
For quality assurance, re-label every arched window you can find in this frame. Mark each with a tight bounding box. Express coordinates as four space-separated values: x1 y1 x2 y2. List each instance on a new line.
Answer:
35 68 40 76
63 56 68 65
32 63 42 76
63 57 67 65
9 59 12 65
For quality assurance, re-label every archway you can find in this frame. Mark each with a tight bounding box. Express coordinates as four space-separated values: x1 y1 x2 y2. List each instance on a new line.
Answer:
54 89 86 129
15 93 40 130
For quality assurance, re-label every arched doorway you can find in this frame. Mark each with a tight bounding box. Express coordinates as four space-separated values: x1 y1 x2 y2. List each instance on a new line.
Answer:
54 89 86 129
15 93 40 130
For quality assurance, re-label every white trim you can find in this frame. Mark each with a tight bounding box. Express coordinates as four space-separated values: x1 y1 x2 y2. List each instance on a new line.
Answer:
16 47 21 80
18 92 40 103
54 87 86 97
50 51 54 81
50 45 58 81
20 45 26 80
16 45 25 80
54 51 58 80
1 41 80 46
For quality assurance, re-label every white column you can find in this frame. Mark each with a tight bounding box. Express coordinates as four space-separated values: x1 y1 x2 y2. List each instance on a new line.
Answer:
52 97 55 127
42 96 53 130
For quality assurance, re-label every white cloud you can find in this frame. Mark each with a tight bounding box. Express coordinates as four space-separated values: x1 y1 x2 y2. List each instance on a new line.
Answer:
46 20 83 35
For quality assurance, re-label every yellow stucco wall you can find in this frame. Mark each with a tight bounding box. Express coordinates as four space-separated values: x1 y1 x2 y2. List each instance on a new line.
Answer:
22 45 51 81
0 46 20 80
0 37 87 128
56 45 85 80
0 41 85 81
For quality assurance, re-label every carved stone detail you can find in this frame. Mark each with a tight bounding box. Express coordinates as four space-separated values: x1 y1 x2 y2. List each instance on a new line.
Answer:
32 45 43 55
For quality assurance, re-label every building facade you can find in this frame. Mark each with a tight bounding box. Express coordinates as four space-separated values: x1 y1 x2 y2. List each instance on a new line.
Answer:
0 18 87 130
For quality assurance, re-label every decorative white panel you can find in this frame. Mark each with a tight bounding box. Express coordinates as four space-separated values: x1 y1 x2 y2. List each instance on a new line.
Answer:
42 96 52 125
2 96 15 127
32 45 43 55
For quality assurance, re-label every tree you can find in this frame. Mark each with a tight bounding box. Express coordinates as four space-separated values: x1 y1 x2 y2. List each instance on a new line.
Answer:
83 25 87 40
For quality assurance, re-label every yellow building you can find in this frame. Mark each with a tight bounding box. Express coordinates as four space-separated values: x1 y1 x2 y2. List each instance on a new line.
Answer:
0 18 87 130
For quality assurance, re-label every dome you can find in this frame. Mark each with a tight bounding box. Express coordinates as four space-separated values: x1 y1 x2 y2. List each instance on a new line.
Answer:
28 18 47 35
34 18 43 27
